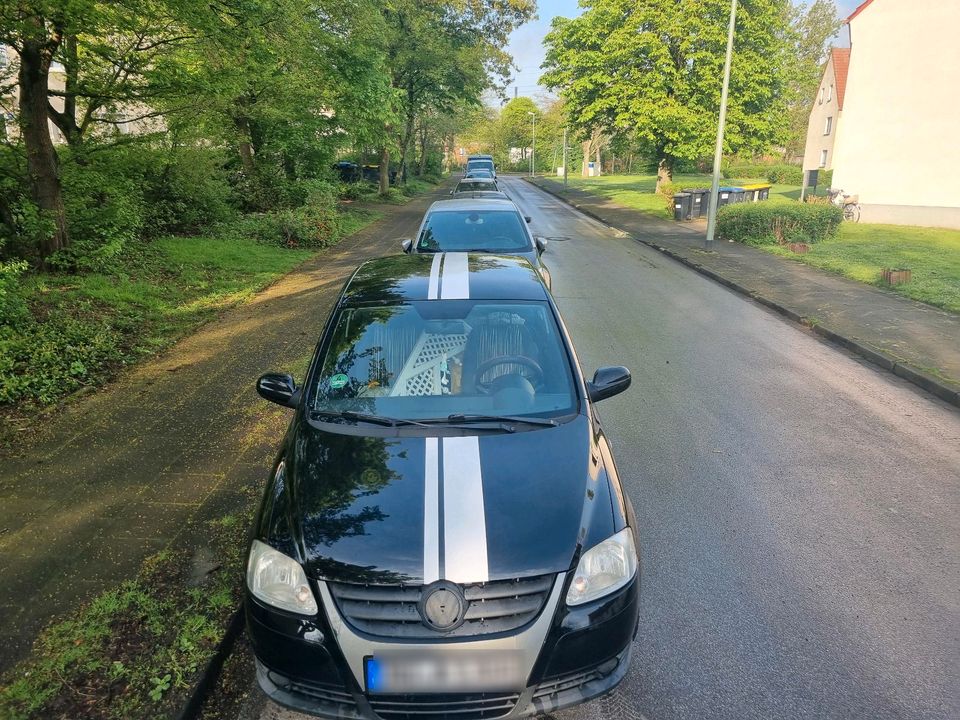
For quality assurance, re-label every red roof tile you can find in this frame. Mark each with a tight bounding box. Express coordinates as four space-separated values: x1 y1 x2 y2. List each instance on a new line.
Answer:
831 48 851 111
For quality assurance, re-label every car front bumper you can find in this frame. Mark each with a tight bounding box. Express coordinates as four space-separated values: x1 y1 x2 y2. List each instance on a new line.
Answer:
246 572 639 719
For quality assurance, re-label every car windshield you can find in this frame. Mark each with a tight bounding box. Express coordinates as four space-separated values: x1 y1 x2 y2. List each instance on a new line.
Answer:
467 160 494 173
417 210 531 252
457 180 496 192
312 301 576 421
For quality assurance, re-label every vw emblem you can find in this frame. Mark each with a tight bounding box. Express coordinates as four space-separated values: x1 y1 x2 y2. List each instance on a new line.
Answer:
419 581 466 632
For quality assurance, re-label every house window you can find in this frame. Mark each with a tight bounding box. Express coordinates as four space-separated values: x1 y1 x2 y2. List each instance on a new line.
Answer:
827 84 833 102
824 116 833 135
819 149 828 168
819 87 824 104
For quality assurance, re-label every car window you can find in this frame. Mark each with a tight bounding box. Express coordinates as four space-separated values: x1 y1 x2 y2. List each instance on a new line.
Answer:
467 159 495 174
312 301 576 420
417 210 531 252
456 180 497 192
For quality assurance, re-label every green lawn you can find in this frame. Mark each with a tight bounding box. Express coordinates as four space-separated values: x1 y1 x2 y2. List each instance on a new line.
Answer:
555 172 807 219
767 223 960 314
0 207 384 418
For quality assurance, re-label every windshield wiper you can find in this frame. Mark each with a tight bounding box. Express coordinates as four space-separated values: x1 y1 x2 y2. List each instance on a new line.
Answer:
443 413 559 427
311 410 431 428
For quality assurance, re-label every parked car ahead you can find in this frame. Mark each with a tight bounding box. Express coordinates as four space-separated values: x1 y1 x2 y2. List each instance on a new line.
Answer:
452 177 500 194
402 198 551 289
466 155 496 178
464 168 494 180
248 253 638 719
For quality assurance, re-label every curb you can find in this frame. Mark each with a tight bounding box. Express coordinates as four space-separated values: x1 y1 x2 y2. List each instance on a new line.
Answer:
526 177 960 409
175 606 245 720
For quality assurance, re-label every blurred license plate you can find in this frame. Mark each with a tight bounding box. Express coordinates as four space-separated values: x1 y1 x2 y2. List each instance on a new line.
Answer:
365 650 522 694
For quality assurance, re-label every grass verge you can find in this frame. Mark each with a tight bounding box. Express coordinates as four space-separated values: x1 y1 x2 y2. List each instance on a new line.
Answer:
766 223 960 313
0 488 258 720
0 204 384 448
549 173 807 219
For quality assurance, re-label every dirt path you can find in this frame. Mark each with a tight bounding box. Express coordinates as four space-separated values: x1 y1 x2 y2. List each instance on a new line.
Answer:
0 188 445 670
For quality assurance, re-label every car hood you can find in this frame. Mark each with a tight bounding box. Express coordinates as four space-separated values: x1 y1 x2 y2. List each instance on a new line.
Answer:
282 415 614 584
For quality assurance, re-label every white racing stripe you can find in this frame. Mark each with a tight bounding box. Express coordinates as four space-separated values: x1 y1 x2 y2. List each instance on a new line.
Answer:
427 253 443 300
440 252 469 299
423 437 440 584
441 436 488 583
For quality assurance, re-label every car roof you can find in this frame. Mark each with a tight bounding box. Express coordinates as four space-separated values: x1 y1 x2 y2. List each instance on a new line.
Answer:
457 177 496 185
344 254 547 304
450 191 510 200
426 198 517 212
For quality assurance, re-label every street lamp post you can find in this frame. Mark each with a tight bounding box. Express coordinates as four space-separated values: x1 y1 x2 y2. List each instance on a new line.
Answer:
705 0 738 247
527 111 536 178
563 127 568 187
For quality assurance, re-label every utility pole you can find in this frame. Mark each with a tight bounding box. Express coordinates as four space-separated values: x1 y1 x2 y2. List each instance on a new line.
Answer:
705 0 737 247
563 127 568 187
528 111 537 177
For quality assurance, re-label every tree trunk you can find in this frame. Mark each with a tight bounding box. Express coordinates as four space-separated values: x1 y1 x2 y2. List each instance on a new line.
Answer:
18 29 69 260
581 141 590 176
418 125 429 177
595 145 601 176
379 146 390 194
233 116 256 174
655 157 673 193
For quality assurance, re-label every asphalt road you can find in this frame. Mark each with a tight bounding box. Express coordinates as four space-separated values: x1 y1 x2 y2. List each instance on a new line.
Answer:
255 176 960 720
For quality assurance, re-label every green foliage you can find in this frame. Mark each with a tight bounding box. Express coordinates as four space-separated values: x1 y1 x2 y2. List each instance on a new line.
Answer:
0 255 30 328
764 164 804 184
0 498 259 720
765 223 960 313
542 0 790 171
716 201 843 246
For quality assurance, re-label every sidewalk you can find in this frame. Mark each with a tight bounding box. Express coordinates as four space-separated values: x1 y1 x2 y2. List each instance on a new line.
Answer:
529 177 960 407
0 187 448 670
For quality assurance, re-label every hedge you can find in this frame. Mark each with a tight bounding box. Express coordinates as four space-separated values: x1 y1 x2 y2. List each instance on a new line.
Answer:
716 202 844 246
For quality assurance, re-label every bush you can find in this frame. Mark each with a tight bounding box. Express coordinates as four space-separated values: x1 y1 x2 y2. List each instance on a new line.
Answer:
339 181 379 201
0 255 29 328
764 164 803 184
716 202 843 246
140 146 234 235
223 189 342 249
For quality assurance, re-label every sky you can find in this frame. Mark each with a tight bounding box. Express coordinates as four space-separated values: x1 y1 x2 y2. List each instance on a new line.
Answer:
500 0 865 103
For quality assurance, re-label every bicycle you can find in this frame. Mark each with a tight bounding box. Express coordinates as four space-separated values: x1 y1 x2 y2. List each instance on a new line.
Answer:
827 188 861 222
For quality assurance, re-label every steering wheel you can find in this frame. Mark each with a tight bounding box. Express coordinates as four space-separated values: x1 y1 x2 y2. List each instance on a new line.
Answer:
474 355 543 394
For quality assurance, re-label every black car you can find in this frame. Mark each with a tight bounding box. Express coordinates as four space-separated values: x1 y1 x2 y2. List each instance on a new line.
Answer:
247 254 639 719
400 198 551 290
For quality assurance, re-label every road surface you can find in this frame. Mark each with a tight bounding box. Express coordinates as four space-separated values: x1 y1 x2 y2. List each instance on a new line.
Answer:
253 175 960 720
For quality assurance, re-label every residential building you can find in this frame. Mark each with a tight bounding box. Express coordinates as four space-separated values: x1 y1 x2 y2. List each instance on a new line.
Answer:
803 0 960 229
802 48 848 179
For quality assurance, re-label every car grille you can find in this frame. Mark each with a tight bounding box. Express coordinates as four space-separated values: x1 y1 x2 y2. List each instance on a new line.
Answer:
368 692 520 720
531 667 606 700
267 671 359 714
327 574 554 639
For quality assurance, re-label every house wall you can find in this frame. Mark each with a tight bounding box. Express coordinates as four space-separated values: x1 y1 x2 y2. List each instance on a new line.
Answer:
831 0 960 227
802 56 840 175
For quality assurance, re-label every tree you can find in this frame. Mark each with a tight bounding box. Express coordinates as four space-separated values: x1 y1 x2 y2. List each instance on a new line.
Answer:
542 0 791 191
782 0 842 159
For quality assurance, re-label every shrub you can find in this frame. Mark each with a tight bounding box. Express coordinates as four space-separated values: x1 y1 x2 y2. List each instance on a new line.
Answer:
764 164 803 184
339 181 379 201
716 202 843 246
223 190 342 249
0 255 29 328
140 146 234 235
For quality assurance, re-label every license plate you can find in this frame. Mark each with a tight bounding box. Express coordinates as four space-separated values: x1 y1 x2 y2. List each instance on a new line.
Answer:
364 650 522 694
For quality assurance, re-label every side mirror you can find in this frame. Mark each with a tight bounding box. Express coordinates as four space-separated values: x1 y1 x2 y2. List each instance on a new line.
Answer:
257 373 300 408
535 237 548 254
587 366 631 403
400 238 413 253
524 216 532 224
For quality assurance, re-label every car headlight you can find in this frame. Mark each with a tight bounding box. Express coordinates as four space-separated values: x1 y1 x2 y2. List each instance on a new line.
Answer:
246 539 318 615
566 528 637 606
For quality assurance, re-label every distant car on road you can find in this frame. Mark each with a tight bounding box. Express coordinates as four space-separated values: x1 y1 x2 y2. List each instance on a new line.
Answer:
465 155 496 178
247 253 638 719
402 198 551 289
452 177 501 194
464 168 494 180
